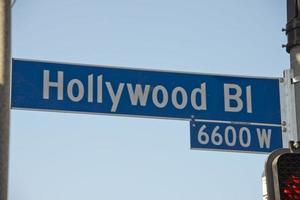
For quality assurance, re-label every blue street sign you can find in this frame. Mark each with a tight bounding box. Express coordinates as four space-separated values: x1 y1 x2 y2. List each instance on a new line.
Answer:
12 58 281 125
190 121 282 153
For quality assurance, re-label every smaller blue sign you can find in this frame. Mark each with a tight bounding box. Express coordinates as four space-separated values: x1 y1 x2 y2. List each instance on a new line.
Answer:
190 121 282 153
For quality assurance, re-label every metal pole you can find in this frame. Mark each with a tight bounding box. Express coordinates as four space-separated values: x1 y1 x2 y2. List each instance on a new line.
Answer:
285 0 300 142
0 0 10 200
290 47 300 141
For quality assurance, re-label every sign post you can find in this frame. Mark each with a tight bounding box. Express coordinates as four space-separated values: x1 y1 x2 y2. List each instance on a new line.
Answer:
0 1 10 200
285 0 300 142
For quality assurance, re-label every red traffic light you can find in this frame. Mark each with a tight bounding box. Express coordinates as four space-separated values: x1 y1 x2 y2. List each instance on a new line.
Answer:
273 152 300 200
282 175 300 199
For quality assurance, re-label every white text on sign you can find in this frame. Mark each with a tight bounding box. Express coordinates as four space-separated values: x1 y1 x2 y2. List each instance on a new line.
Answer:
190 121 282 153
43 70 253 113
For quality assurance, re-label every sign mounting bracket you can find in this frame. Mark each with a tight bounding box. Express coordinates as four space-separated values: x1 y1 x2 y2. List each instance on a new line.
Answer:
280 69 297 147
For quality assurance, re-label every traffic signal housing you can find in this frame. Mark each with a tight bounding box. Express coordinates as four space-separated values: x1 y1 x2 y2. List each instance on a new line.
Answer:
263 144 300 200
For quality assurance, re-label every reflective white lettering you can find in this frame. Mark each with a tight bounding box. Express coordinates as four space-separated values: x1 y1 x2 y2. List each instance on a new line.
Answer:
67 79 84 102
88 74 93 102
197 125 209 145
43 70 64 100
257 128 271 148
224 126 237 147
191 83 207 111
97 75 103 103
106 82 125 112
152 85 168 108
239 127 251 147
172 87 188 109
224 84 243 112
127 84 150 106
246 86 252 113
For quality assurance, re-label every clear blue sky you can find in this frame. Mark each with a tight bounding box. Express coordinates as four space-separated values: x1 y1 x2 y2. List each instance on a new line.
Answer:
10 1 287 200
